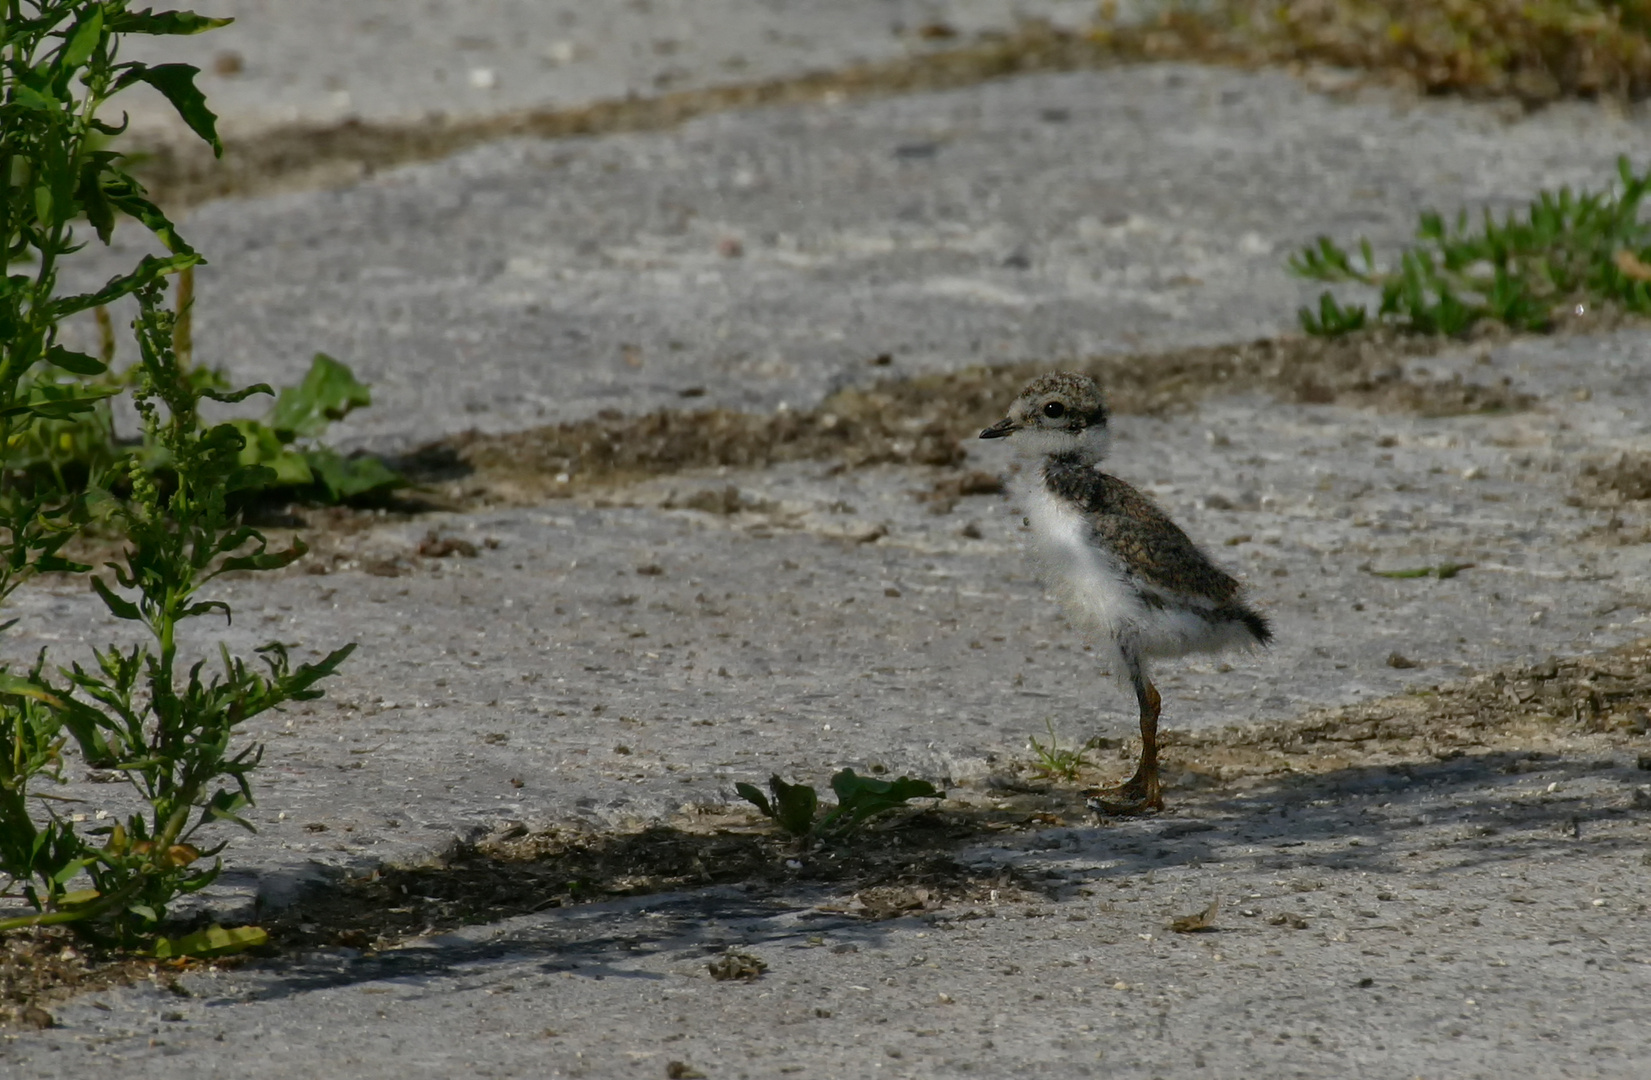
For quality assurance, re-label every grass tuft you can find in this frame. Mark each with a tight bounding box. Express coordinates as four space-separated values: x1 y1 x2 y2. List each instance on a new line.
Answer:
1027 718 1101 783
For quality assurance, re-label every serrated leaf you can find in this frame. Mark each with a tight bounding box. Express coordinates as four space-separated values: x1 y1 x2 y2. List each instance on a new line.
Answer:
50 253 198 318
90 576 142 621
124 63 222 155
35 553 93 574
216 542 305 574
103 178 193 255
231 420 312 485
180 600 231 620
76 157 119 242
0 384 118 420
0 672 66 707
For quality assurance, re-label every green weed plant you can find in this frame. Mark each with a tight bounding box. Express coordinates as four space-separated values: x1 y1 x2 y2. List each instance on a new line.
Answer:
736 770 945 842
1292 156 1651 336
1 285 354 941
0 2 353 947
232 352 403 504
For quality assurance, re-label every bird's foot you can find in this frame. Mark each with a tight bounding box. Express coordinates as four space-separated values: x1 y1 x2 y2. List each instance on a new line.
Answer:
1083 778 1163 816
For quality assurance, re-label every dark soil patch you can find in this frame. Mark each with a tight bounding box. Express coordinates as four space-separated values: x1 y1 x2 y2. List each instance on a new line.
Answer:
421 328 1532 505
1575 451 1651 506
266 807 1054 953
0 926 199 1030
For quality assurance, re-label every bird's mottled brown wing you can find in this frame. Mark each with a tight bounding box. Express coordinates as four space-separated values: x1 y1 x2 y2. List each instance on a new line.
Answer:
1044 463 1242 604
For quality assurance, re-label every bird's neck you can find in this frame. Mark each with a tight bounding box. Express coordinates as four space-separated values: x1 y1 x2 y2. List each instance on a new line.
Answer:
1043 446 1106 473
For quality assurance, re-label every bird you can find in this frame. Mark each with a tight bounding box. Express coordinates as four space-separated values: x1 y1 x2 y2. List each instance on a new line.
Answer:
979 371 1271 813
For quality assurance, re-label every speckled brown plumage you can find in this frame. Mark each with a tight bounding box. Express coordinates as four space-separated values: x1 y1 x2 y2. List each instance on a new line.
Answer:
1042 453 1272 645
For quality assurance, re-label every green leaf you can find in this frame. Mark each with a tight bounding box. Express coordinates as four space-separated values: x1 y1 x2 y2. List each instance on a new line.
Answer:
123 64 223 156
50 253 199 318
35 554 92 574
277 643 358 700
102 176 195 255
9 83 58 111
180 600 232 620
202 788 254 830
50 858 91 887
55 697 118 766
820 769 944 833
217 540 306 575
127 904 160 924
269 353 372 438
0 387 118 419
0 672 66 707
109 11 235 36
46 344 106 375
90 576 142 621
734 782 772 818
200 383 273 405
231 420 313 486
152 924 267 960
766 775 819 837
61 8 104 68
303 448 404 501
76 153 121 242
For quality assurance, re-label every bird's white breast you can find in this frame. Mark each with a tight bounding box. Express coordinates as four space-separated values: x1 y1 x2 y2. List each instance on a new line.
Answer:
1014 469 1248 666
1017 473 1140 641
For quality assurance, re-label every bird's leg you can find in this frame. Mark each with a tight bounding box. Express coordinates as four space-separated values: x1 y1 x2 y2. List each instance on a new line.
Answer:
1086 659 1165 815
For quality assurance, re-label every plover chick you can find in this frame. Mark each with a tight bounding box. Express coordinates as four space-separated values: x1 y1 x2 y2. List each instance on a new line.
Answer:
980 372 1271 813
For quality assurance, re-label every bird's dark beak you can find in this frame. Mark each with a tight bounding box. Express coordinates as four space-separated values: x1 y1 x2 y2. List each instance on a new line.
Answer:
979 417 1016 440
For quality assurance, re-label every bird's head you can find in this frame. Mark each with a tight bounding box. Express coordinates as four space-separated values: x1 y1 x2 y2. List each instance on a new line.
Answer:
979 371 1110 462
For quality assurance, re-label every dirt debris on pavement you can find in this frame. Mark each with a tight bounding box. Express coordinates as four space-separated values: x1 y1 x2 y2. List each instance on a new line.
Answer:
420 326 1543 506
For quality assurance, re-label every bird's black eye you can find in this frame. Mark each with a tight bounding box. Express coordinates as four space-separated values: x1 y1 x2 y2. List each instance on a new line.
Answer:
1042 401 1066 419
